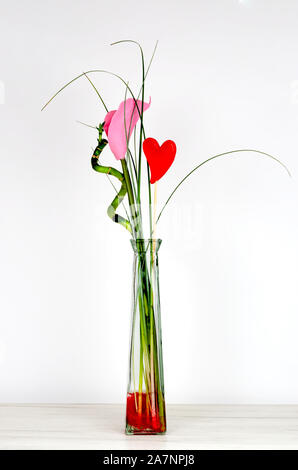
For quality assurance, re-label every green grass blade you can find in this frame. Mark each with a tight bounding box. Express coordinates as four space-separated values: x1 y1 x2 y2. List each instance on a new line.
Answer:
83 72 109 112
156 149 291 224
41 69 140 112
111 39 158 98
76 120 97 129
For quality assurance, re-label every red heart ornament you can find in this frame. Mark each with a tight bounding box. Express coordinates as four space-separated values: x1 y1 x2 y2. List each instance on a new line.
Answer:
143 138 176 184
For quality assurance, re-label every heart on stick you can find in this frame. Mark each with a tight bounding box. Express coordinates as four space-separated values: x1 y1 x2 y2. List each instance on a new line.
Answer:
143 138 176 184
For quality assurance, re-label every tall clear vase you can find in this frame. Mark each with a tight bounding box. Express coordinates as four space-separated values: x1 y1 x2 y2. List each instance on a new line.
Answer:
126 239 166 435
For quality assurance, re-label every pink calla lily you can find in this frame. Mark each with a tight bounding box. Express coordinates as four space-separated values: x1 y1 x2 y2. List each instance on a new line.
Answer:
103 110 116 136
104 98 151 160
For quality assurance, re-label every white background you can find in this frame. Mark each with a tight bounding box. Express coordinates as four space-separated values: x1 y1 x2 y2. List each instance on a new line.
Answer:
0 0 298 404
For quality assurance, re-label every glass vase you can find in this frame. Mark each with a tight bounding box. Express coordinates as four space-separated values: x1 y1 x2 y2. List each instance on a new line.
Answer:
126 239 166 435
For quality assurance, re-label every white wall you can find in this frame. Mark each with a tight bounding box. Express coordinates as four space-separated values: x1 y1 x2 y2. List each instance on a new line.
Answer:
0 0 298 403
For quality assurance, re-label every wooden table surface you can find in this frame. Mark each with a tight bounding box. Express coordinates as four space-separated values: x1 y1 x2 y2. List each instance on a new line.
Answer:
0 404 297 450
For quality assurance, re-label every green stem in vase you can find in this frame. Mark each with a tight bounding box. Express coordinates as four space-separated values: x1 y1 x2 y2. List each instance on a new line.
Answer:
121 159 140 236
133 242 165 424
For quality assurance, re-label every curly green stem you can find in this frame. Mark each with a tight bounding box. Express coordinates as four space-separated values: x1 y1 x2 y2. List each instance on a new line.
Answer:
91 144 132 233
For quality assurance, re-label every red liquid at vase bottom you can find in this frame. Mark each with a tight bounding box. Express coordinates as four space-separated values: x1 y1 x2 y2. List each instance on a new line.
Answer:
126 392 166 434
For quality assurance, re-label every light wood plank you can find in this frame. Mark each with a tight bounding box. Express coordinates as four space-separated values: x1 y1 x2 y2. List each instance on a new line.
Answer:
0 404 298 450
